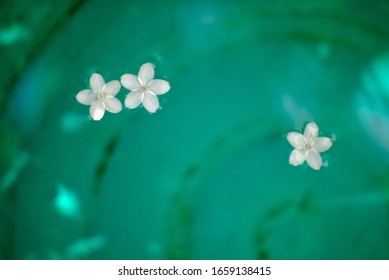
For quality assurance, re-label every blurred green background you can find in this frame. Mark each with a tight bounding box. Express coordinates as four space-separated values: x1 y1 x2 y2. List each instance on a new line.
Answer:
1 0 389 260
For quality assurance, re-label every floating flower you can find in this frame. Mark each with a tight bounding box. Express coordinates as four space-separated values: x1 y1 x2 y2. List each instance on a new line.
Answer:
121 62 170 113
76 73 122 121
287 122 333 170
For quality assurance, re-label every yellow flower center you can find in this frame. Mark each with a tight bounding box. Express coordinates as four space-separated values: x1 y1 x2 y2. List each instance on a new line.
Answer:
304 140 313 151
97 92 105 100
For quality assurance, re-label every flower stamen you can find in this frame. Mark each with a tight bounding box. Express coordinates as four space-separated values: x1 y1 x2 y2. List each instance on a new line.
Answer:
97 92 105 100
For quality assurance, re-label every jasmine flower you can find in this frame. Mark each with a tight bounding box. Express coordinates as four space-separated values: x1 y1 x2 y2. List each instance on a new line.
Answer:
121 62 170 113
76 73 122 121
287 122 333 170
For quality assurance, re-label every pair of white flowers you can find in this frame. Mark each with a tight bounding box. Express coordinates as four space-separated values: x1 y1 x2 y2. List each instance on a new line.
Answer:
76 63 170 121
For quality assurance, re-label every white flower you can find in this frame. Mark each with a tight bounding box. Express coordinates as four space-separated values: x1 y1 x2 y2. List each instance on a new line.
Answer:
121 62 170 113
286 122 333 170
76 73 122 121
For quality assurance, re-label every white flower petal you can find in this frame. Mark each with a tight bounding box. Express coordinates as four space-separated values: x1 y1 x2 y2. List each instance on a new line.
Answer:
89 101 105 121
286 132 305 149
142 91 159 113
138 63 154 86
304 122 319 142
148 79 170 95
102 80 121 96
313 137 333 152
104 97 122 113
306 150 323 170
124 91 143 109
76 89 96 105
121 74 141 91
289 149 307 166
90 73 105 94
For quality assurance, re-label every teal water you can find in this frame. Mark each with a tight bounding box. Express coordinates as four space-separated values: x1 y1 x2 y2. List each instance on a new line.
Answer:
1 0 389 259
